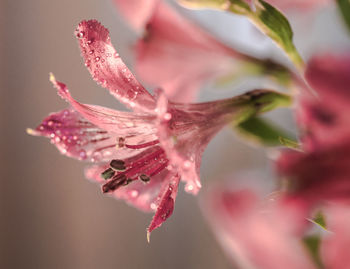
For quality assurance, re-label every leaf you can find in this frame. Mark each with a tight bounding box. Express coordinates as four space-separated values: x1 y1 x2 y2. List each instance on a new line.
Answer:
309 211 327 231
235 116 295 146
303 235 324 269
231 90 292 125
336 0 350 32
178 0 305 71
279 137 301 150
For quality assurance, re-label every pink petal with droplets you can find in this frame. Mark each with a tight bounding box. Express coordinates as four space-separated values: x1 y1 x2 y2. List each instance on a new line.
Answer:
75 20 155 110
136 1 239 102
147 173 180 235
113 0 159 31
50 74 157 137
203 185 316 269
155 90 242 194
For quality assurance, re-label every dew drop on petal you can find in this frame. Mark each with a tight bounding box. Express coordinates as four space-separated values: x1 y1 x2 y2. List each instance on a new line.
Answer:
76 31 85 38
163 113 172 121
89 50 94 55
79 149 87 160
95 56 100 62
183 160 191 169
150 203 157 210
185 184 194 192
130 190 139 198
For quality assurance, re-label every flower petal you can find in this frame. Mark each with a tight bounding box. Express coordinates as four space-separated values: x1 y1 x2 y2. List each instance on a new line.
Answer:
50 74 157 137
75 20 156 110
298 53 350 151
136 1 238 102
113 0 159 31
28 107 153 162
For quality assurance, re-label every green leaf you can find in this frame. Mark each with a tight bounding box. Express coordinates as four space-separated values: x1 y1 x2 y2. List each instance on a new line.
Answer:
279 137 301 150
236 116 295 146
303 235 324 269
179 0 305 71
231 89 292 125
309 211 327 231
337 0 350 32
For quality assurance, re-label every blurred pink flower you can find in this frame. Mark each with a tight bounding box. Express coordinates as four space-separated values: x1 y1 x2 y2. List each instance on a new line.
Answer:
28 20 279 235
203 184 316 269
204 183 350 269
266 0 330 12
113 0 159 32
277 53 350 205
114 0 260 102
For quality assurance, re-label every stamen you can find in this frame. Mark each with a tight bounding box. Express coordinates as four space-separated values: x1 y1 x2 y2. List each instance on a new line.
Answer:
101 168 115 180
139 174 150 182
125 139 159 149
149 160 169 177
102 174 128 193
110 159 126 171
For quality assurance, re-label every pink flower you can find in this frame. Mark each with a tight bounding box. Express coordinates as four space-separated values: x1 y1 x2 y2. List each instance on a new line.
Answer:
134 1 254 102
266 0 330 12
203 184 316 269
113 0 159 32
28 20 285 236
203 183 350 269
276 53 350 205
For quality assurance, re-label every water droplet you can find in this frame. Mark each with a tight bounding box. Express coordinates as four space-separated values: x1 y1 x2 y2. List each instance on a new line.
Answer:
183 160 191 169
89 50 94 55
73 135 78 140
113 52 119 58
95 56 100 62
122 68 127 73
185 184 194 192
79 150 87 160
130 190 139 198
101 59 105 63
106 53 112 57
55 137 61 143
76 31 85 38
87 38 94 45
163 113 172 121
47 120 54 126
150 203 157 210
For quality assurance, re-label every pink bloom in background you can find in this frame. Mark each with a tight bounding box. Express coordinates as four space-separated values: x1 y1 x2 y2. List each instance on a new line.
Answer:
203 183 350 269
28 20 281 235
266 0 330 12
114 0 258 102
277 53 350 205
203 184 316 269
113 0 158 32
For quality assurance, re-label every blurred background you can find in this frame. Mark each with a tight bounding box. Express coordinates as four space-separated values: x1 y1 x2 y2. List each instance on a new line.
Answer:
1 1 350 268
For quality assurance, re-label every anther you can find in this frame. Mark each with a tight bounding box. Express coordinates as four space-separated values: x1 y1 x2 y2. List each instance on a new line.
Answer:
101 168 115 180
139 174 151 182
110 159 126 171
102 174 127 193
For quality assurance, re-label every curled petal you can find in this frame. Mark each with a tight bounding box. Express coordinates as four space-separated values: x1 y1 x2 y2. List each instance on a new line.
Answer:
147 173 180 238
113 0 159 31
75 20 156 110
50 74 157 137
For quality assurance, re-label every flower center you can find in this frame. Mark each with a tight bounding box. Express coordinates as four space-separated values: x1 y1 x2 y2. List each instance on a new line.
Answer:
101 145 169 193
